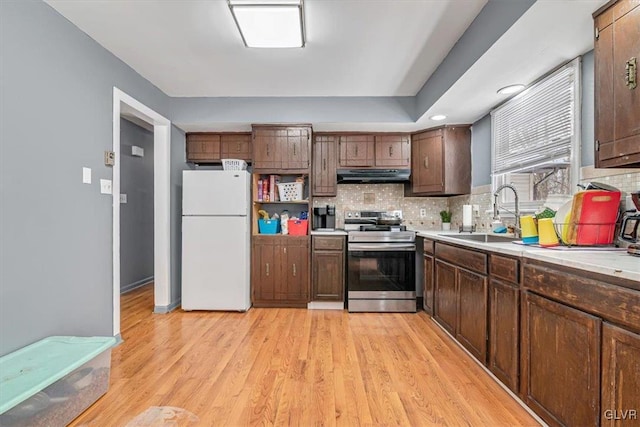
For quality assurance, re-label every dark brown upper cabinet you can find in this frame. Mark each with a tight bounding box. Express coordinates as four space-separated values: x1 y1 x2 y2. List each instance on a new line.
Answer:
220 133 252 161
338 134 375 167
186 132 252 163
312 134 338 196
374 135 411 167
252 125 311 173
594 0 640 168
186 133 221 163
408 125 471 196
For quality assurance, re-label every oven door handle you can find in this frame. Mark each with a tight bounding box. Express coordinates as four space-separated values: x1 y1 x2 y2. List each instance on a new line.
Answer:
348 243 416 252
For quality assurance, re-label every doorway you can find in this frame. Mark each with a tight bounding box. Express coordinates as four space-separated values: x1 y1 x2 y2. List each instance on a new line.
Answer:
119 116 154 322
112 88 171 339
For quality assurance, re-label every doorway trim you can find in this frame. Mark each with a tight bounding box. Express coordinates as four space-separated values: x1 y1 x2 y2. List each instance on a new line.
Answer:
112 87 172 337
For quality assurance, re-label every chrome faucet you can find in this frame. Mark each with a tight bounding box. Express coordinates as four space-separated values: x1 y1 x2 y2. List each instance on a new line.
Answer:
493 184 521 238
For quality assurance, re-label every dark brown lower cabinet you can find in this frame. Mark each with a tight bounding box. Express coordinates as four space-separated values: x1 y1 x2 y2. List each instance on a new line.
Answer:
311 236 345 301
456 268 488 363
521 291 601 427
488 278 519 392
602 323 640 427
252 236 309 307
434 260 457 335
423 253 434 314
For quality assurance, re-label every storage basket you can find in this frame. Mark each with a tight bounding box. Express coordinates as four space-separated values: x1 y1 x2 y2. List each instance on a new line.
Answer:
258 219 280 234
221 159 248 171
288 219 308 236
277 182 304 202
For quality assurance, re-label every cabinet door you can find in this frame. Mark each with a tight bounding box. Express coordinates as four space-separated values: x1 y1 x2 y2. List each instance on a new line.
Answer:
220 134 252 161
251 238 280 303
602 323 640 427
252 128 281 170
411 131 443 193
374 135 410 167
521 292 601 427
186 134 221 162
280 238 309 303
456 268 488 363
489 278 519 392
595 17 615 164
434 260 457 335
611 5 640 162
312 251 344 301
423 254 434 315
282 127 311 170
338 135 375 167
312 135 337 196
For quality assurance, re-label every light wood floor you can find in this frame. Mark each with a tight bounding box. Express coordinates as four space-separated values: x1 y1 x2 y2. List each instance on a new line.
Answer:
71 284 539 426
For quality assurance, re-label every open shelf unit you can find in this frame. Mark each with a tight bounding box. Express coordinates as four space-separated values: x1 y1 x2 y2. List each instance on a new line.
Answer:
251 173 310 236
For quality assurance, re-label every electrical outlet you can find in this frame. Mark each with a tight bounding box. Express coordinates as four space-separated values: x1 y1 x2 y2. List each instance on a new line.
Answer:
473 204 480 217
420 208 427 218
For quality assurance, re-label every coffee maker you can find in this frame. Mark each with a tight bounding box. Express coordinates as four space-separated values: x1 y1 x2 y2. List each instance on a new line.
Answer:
313 205 336 230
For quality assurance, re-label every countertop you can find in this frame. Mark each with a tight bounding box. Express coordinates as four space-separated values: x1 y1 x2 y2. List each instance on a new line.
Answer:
310 229 348 236
414 229 640 283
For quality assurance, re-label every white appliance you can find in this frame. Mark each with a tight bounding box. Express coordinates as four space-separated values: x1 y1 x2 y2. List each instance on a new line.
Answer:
181 170 251 311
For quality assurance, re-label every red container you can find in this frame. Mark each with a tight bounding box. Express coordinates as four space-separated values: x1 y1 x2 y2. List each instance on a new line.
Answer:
288 219 308 236
569 190 621 245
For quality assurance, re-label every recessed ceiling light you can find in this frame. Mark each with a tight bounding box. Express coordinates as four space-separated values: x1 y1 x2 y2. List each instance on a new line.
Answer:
497 84 525 95
228 0 305 48
430 115 447 121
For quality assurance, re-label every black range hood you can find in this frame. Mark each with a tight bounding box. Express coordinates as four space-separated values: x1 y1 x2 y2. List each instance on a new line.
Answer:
337 168 411 183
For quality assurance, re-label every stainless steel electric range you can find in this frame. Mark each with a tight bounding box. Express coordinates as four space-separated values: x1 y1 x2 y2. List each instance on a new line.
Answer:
344 211 416 312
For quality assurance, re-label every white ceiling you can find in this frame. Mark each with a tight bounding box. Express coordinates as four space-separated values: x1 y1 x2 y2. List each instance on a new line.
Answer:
45 0 486 97
45 0 608 131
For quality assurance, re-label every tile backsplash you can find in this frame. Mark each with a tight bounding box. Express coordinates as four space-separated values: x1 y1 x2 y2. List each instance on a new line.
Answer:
313 168 639 232
313 184 448 230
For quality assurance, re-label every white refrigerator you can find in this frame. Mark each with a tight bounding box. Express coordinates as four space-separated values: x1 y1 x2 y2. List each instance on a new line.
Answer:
181 170 251 311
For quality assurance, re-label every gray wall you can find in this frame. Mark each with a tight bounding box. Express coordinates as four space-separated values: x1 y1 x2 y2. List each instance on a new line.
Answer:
467 50 596 187
470 114 492 187
581 50 595 167
120 119 154 292
0 1 185 355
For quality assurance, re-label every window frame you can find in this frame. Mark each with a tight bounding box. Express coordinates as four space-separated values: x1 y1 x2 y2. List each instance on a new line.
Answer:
490 57 582 215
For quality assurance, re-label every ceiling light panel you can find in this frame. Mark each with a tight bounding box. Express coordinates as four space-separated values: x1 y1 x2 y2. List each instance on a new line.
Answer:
497 84 525 95
228 0 305 48
430 114 447 121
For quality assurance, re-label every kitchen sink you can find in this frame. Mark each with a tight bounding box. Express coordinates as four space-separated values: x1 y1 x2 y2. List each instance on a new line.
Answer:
441 233 519 243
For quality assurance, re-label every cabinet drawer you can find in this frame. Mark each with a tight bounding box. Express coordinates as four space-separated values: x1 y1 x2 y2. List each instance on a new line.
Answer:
423 238 434 254
435 242 487 275
313 236 344 251
490 254 519 284
523 261 640 333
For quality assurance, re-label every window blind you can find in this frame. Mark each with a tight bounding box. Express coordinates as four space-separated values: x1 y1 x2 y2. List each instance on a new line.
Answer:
492 59 579 175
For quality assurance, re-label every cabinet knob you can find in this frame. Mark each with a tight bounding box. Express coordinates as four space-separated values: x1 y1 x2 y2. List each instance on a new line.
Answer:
625 57 637 90
424 156 429 169
266 263 270 276
355 145 358 156
293 263 297 276
389 146 393 156
237 142 241 152
323 158 327 171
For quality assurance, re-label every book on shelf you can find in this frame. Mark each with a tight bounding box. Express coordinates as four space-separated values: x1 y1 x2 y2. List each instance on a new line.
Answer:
257 179 263 202
270 175 281 202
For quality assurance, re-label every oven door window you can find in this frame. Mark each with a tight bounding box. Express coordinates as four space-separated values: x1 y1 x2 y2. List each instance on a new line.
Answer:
348 250 414 292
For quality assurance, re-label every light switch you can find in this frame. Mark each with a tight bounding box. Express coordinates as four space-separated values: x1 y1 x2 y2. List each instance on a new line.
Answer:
120 194 127 203
100 179 112 194
82 167 91 184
